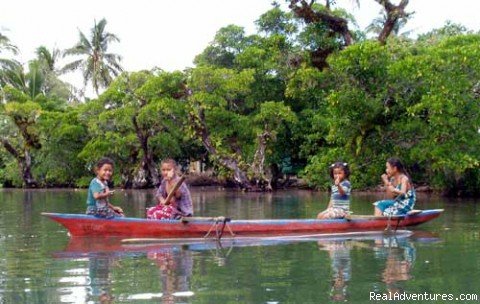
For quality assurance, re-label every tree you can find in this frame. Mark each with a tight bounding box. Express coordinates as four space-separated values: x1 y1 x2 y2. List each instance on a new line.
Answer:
374 0 411 44
194 25 249 68
36 46 61 73
35 46 72 102
287 0 411 68
417 21 471 44
0 32 18 67
366 9 412 38
1 49 69 187
0 32 20 87
296 33 480 194
62 18 123 96
35 108 89 187
255 3 298 37
187 66 296 190
0 87 42 187
392 35 480 194
78 70 189 188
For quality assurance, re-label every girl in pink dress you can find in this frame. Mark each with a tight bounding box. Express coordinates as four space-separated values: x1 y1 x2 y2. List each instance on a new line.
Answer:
147 159 193 220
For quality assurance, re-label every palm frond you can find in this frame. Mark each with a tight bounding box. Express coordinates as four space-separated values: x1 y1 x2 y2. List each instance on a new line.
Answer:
0 32 19 55
35 46 62 72
0 58 22 70
1 63 27 91
27 61 45 98
60 59 84 74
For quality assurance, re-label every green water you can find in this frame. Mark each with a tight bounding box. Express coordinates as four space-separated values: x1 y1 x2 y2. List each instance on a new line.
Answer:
0 189 479 303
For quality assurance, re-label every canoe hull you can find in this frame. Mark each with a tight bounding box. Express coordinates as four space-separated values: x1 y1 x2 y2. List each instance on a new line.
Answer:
42 209 444 238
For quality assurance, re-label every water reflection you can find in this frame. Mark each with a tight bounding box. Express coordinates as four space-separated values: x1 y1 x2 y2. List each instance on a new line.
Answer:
55 238 120 303
56 238 201 303
317 239 375 301
22 191 34 228
52 231 440 303
318 239 352 301
374 236 416 295
316 232 431 302
147 247 193 304
88 256 116 303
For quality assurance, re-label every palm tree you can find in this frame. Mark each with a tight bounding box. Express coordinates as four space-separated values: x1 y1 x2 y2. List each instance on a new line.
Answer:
35 46 73 100
36 46 62 74
62 18 123 95
0 32 20 86
0 32 18 58
1 60 44 99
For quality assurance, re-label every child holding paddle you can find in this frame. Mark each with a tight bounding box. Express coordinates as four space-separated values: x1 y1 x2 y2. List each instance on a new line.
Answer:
317 162 352 219
86 157 124 218
147 159 193 220
374 157 416 216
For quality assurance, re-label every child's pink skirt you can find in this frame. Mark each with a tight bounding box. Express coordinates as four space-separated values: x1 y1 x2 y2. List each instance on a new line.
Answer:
146 204 175 220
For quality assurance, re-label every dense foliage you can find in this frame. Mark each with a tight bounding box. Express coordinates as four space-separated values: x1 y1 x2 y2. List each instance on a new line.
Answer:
1 3 480 195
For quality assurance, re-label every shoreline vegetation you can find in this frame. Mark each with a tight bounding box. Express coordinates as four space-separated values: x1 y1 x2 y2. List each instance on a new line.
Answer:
0 172 436 194
2 2 480 197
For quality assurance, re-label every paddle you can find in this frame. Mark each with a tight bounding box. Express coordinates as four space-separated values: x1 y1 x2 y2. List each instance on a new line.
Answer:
163 175 186 206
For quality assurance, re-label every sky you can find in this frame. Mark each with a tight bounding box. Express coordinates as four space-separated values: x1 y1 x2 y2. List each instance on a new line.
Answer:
1 0 479 91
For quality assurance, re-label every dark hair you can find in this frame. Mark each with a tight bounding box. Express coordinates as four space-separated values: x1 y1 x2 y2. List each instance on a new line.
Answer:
329 162 350 179
95 157 114 169
387 157 412 185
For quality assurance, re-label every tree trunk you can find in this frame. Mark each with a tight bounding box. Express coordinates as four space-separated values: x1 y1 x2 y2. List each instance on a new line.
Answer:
21 150 38 188
132 153 159 188
190 109 252 190
375 0 410 44
131 116 159 188
1 138 38 188
251 131 273 191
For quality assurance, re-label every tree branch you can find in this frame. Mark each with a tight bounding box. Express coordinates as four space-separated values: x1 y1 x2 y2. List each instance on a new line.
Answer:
1 137 20 160
288 0 353 69
375 0 410 44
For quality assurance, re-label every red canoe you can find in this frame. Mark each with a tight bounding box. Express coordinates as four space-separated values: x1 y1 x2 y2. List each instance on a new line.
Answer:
42 209 443 238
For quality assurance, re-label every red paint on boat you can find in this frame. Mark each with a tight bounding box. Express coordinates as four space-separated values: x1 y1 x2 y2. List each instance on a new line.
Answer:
42 209 443 238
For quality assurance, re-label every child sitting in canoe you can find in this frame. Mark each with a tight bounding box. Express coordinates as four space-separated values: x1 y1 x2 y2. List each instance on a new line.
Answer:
317 162 352 219
147 159 193 220
86 157 124 218
374 157 416 216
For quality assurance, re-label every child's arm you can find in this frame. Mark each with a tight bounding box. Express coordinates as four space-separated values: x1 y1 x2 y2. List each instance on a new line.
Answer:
164 176 186 204
335 177 346 195
336 180 351 196
387 176 408 196
381 174 390 187
108 202 123 214
93 189 114 200
396 176 409 195
382 174 396 198
155 183 167 205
